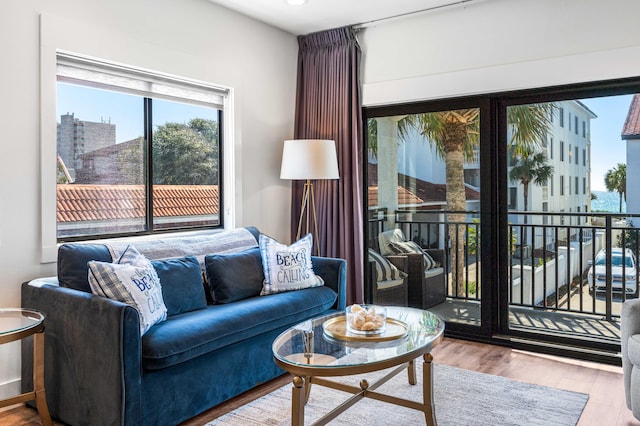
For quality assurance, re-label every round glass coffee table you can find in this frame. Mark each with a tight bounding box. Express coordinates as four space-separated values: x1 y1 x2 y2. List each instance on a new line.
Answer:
272 306 444 426
0 308 52 426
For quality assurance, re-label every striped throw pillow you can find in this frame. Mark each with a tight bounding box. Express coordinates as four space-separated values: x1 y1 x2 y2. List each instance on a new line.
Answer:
368 249 407 282
389 240 436 270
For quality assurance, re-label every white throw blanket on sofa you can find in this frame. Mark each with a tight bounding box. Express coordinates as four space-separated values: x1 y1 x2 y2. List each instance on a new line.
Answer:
105 228 258 267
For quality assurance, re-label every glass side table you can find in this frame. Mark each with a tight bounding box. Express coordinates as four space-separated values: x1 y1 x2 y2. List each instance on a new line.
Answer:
0 308 52 426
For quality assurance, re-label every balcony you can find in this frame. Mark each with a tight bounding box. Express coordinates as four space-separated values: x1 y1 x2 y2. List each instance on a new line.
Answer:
368 209 640 352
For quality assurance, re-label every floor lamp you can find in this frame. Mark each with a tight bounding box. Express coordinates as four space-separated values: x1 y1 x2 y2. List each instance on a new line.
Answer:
280 139 339 254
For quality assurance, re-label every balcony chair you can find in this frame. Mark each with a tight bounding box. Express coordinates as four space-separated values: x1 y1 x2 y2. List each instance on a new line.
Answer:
622 298 640 420
367 249 408 306
378 229 446 309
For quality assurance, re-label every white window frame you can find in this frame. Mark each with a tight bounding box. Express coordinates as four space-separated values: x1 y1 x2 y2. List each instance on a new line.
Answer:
40 34 235 263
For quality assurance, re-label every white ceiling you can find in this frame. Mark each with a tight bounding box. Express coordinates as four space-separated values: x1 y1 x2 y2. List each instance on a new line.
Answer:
207 0 476 35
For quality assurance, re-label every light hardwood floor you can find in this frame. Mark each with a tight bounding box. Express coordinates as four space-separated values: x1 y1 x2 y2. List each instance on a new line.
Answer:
1 337 637 425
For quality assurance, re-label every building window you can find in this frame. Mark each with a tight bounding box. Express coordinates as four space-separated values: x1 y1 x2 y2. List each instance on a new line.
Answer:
560 141 564 161
569 112 572 131
560 175 565 195
575 116 578 134
583 177 586 194
559 107 564 127
575 176 578 195
575 146 578 164
56 52 226 240
550 137 554 159
569 176 572 195
550 178 554 196
582 120 586 137
583 148 586 166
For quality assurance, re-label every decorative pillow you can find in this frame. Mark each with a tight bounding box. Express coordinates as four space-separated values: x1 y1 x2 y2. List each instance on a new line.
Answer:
368 249 407 282
259 233 324 295
88 245 167 335
152 256 207 316
389 240 436 270
204 247 265 304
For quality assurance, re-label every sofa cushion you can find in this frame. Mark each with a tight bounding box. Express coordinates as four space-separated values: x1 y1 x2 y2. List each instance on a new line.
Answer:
88 245 167 335
368 248 407 282
152 256 207 316
259 233 324 295
628 334 640 366
141 285 337 370
204 247 264 304
389 240 437 270
58 243 112 293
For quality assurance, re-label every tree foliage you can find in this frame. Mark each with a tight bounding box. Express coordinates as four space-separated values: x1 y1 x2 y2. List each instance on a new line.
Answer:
604 163 626 213
152 119 219 185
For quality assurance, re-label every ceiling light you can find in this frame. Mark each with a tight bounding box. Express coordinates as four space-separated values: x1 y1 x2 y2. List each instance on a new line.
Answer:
287 0 307 5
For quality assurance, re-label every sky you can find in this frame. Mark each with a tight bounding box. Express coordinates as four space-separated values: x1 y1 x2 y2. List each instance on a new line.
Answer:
580 94 633 191
57 83 217 143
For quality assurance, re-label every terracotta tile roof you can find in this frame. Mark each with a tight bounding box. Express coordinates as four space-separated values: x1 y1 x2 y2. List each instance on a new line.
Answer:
367 162 480 207
622 94 640 139
368 186 423 207
57 184 219 223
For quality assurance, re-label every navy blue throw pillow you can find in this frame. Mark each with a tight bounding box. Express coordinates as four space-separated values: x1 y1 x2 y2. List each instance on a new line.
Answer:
152 256 207 316
204 247 265 304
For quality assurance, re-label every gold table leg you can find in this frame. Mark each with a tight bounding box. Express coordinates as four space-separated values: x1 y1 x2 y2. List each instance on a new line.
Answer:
292 376 306 426
423 353 437 426
33 332 53 426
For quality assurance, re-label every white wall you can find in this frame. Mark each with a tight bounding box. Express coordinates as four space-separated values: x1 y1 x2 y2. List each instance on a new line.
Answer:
360 0 640 106
0 0 297 400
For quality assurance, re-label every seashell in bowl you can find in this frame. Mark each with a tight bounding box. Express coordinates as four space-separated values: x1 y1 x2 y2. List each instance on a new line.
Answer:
345 304 387 335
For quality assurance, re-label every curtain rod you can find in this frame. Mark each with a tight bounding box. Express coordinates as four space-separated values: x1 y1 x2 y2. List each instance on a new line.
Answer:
353 0 478 30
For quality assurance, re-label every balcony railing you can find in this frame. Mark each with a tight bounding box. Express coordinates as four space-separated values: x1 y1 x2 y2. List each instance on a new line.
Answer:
368 209 640 321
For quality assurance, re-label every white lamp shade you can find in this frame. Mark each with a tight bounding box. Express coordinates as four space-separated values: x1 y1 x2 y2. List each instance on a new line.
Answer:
280 139 340 180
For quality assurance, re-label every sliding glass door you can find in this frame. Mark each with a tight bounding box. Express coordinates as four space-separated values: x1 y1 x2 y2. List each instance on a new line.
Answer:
365 99 491 336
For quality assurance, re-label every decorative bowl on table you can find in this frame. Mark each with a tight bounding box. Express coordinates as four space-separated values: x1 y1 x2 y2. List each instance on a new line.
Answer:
345 304 387 335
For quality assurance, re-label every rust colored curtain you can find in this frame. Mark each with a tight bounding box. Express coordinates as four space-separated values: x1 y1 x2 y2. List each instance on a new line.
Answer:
291 26 364 305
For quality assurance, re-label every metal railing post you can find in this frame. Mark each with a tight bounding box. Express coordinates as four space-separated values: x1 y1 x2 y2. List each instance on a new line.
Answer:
605 215 612 321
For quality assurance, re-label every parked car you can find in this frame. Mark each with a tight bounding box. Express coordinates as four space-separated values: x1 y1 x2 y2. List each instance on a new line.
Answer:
588 247 638 296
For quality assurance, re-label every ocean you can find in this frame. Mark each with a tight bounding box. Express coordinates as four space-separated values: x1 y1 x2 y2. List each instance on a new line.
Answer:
591 190 626 213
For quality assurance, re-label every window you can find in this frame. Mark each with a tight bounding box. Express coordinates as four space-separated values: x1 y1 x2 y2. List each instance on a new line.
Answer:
56 52 227 240
575 116 578 134
583 148 586 166
575 146 578 164
508 187 517 210
569 112 572 131
582 120 585 137
569 175 572 195
575 176 578 195
560 141 565 161
550 137 553 159
550 178 554 196
583 177 586 194
559 107 564 127
560 175 565 195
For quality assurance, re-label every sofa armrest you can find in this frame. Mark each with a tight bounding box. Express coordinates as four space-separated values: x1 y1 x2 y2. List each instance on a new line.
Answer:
311 256 347 310
622 298 640 409
21 281 142 426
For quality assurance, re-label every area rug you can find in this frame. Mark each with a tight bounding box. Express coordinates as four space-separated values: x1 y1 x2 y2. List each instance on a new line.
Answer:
207 363 588 425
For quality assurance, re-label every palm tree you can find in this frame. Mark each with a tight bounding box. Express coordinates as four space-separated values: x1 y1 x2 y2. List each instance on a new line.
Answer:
509 150 554 245
604 163 626 213
393 104 554 297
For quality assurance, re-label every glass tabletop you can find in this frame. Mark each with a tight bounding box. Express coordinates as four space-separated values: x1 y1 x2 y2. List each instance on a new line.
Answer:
273 306 444 373
0 308 45 336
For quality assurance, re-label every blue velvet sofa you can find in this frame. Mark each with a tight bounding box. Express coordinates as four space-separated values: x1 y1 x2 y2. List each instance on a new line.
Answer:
21 227 347 426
